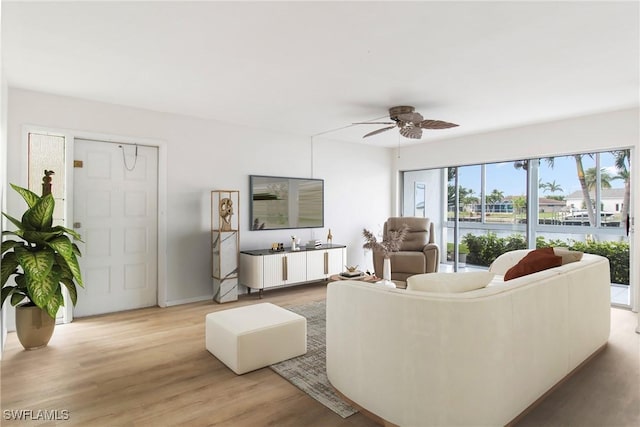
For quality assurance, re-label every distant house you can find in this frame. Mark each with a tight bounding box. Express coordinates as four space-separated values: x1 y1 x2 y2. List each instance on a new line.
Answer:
565 188 625 213
471 197 565 214
538 197 566 213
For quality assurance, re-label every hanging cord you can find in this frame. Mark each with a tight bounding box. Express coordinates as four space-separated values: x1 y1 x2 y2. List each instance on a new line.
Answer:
120 144 138 171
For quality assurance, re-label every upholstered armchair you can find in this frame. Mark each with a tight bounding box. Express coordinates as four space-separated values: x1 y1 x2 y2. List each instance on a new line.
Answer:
372 217 439 282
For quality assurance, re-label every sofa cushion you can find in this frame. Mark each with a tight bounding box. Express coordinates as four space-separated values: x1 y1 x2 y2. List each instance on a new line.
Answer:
504 248 562 281
488 249 532 275
406 271 495 293
553 247 584 265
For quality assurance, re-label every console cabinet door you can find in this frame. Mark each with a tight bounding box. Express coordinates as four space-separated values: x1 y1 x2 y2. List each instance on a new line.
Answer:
262 252 307 288
284 252 307 284
306 250 327 281
327 247 346 275
307 248 346 280
263 253 286 288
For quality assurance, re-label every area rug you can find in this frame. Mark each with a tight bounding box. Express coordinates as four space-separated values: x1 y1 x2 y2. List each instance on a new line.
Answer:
269 300 358 418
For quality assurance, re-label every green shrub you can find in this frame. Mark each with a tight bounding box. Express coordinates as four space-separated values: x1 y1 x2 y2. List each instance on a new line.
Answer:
446 242 469 254
460 233 629 284
568 240 629 285
463 233 526 266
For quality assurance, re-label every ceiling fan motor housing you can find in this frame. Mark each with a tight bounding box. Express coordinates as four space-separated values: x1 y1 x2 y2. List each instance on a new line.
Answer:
388 105 415 121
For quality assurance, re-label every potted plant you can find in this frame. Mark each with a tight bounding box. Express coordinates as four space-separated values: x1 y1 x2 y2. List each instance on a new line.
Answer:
362 224 409 285
1 179 83 349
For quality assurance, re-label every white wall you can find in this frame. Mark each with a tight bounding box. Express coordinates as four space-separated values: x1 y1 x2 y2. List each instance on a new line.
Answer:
313 137 392 273
5 88 391 314
395 108 640 314
396 109 638 170
0 61 8 356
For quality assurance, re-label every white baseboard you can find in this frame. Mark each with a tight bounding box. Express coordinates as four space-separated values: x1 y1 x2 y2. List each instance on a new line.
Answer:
164 285 253 307
165 295 214 307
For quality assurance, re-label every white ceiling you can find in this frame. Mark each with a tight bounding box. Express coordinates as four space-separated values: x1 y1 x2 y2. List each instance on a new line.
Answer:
2 1 639 147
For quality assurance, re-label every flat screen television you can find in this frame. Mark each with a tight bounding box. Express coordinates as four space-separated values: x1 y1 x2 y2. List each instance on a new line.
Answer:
249 175 324 230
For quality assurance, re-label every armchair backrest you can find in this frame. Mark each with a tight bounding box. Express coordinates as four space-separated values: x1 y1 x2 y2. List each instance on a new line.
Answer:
384 217 434 251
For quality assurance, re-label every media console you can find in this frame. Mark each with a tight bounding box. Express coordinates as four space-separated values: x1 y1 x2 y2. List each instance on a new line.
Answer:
239 244 346 297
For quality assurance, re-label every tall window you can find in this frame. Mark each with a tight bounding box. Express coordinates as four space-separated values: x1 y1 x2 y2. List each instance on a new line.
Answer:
403 148 632 306
28 132 66 225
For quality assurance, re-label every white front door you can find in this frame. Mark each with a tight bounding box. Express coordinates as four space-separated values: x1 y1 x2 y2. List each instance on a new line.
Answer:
73 139 158 317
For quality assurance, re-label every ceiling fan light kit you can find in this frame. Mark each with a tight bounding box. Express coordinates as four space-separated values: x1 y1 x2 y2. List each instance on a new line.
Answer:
356 105 459 139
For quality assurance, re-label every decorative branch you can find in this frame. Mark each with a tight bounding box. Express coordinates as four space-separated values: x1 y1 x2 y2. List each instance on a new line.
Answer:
362 223 409 258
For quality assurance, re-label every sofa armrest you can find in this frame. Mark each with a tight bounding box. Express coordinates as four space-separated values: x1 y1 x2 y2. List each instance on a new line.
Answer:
422 243 439 273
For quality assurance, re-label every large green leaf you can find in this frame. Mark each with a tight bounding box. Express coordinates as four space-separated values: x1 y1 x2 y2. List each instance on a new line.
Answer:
51 225 83 242
14 274 26 289
45 285 64 319
22 229 64 245
47 236 83 286
1 240 21 255
1 286 16 306
10 184 40 208
1 252 19 287
14 246 55 280
72 242 82 256
68 252 83 286
2 212 25 232
61 278 78 306
10 292 27 306
23 193 55 230
47 236 75 258
55 254 73 279
26 269 60 309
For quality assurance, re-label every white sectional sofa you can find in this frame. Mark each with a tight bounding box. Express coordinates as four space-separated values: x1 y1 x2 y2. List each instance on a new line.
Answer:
326 250 611 426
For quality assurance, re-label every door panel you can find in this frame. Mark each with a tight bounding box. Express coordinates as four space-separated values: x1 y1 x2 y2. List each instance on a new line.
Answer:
73 139 158 317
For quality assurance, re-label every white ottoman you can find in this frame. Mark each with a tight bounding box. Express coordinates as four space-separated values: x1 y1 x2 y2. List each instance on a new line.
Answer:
205 302 307 374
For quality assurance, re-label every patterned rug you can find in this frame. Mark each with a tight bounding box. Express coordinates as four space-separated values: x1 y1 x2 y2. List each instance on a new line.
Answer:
269 300 358 418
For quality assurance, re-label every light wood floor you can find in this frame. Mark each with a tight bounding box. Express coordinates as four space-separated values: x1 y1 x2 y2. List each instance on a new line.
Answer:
1 282 638 426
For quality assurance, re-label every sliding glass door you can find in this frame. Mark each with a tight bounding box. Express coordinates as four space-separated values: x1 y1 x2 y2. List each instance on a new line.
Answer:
402 148 633 307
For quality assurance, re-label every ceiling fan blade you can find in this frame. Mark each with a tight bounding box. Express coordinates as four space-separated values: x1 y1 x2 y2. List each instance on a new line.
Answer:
396 112 424 123
363 126 396 138
352 121 395 125
418 119 459 129
399 126 422 139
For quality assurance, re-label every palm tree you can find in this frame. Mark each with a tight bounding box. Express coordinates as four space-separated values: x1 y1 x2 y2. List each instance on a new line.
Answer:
574 155 597 226
512 195 526 223
485 189 504 206
458 187 478 216
613 150 630 232
538 179 547 191
447 167 457 207
542 180 563 195
584 167 614 191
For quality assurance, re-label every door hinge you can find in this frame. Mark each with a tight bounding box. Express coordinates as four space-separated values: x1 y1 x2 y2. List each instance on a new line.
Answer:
74 160 83 168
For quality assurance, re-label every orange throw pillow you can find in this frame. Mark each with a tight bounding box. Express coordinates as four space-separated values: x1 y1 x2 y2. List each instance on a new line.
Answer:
504 248 562 281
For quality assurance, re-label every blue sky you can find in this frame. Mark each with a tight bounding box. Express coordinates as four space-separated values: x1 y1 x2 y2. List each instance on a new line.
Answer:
458 153 625 198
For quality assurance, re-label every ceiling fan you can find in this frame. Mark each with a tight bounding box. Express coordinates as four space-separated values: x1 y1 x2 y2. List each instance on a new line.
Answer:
354 106 459 139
